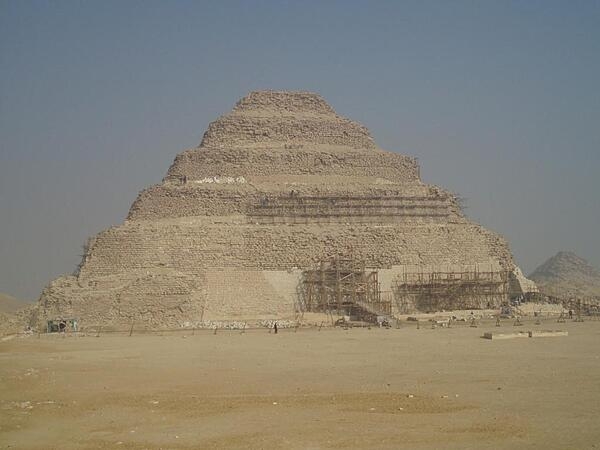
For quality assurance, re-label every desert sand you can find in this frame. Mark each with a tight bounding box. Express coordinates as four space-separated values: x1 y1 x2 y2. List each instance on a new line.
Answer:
1 317 599 449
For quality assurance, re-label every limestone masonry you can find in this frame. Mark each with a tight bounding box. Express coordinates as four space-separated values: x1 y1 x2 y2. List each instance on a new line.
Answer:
33 91 534 328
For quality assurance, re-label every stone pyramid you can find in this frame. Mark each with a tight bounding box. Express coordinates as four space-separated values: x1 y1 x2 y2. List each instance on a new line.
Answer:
530 251 600 299
34 91 523 328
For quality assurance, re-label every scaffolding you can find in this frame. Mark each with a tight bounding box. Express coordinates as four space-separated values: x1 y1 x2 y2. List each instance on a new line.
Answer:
250 194 451 224
393 268 509 312
301 257 391 320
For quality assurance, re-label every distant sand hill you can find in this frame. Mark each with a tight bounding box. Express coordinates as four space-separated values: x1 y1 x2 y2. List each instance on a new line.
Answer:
529 252 600 299
0 292 30 314
0 293 34 336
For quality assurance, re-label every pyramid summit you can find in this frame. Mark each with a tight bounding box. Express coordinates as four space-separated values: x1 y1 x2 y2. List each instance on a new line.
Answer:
32 90 531 329
200 90 376 150
232 91 338 114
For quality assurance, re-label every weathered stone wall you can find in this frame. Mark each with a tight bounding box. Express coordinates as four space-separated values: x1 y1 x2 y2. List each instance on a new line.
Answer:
128 185 255 219
163 146 419 183
201 117 375 149
35 270 208 328
79 222 512 278
203 270 295 319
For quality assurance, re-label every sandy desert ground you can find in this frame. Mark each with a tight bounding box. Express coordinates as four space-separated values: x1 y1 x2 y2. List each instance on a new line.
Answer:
1 317 600 450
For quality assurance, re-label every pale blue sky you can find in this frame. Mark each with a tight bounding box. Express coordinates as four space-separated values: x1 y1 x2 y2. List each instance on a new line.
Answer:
1 0 599 300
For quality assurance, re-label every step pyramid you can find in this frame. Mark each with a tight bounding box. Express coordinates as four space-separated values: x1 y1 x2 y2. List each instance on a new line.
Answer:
33 91 525 328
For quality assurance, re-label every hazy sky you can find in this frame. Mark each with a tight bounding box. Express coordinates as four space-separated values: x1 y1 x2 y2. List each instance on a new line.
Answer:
1 0 599 300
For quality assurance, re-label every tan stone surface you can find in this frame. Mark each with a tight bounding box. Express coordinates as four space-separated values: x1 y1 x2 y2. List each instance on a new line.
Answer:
508 266 539 296
32 91 519 328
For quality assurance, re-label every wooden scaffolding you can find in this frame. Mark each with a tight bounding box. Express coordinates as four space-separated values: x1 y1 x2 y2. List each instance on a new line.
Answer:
301 257 391 319
393 268 509 312
249 193 451 224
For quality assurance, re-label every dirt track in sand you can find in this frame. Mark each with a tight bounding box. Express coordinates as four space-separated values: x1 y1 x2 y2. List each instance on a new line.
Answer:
1 319 600 449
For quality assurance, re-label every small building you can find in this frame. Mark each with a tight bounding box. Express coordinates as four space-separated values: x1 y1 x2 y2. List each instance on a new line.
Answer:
47 318 78 333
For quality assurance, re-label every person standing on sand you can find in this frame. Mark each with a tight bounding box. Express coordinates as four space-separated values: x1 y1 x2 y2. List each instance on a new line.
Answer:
273 322 278 334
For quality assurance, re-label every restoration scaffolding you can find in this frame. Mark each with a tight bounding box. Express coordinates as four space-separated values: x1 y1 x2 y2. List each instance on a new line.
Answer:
250 193 452 224
393 266 509 313
301 257 391 321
